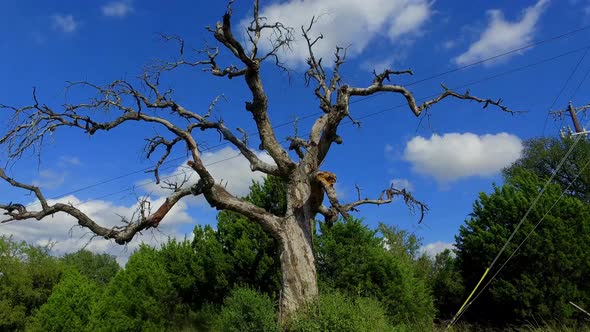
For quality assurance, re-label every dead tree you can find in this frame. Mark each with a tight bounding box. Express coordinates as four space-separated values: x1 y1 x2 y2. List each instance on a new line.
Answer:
0 0 514 322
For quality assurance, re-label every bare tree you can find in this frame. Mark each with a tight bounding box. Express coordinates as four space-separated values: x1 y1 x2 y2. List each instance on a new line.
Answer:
0 0 514 321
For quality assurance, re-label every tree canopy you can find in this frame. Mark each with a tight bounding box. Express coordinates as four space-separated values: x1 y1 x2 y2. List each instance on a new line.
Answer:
455 168 590 325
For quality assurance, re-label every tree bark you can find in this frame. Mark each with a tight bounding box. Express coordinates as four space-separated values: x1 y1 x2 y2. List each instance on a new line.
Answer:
278 213 318 322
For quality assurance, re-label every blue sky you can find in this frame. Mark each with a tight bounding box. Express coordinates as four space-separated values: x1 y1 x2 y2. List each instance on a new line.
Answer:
1 0 590 263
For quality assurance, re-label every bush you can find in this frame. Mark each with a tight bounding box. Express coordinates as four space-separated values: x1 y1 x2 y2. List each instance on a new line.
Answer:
213 287 279 332
316 219 435 325
287 291 395 332
27 269 99 332
87 245 182 331
61 250 120 286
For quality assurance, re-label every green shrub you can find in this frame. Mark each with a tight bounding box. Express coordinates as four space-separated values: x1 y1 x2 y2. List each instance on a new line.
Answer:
27 269 99 332
287 291 395 332
213 287 279 332
316 219 435 325
87 245 181 331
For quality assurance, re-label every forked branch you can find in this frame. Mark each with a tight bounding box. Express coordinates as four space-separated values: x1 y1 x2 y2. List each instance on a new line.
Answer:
315 170 428 225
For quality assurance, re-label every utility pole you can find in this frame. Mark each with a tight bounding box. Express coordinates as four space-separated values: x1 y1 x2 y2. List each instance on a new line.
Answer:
550 101 590 136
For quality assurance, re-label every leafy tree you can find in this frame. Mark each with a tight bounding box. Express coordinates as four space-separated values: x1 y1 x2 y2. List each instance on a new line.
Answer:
190 176 284 306
62 250 120 286
455 169 590 325
504 136 590 203
316 218 435 325
213 288 279 332
429 249 464 320
158 238 201 307
0 0 513 320
27 269 99 332
0 236 63 331
88 245 182 331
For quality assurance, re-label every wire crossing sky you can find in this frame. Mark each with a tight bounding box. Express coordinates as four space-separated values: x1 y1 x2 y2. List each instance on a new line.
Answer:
1 0 590 264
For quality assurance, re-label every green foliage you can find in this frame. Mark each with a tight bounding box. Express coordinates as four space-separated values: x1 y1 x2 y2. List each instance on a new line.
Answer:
0 236 63 331
504 136 590 203
316 218 435 325
61 250 120 286
87 245 182 331
27 269 99 332
456 169 590 325
190 176 283 305
287 291 396 332
429 249 464 319
212 288 279 332
159 238 201 306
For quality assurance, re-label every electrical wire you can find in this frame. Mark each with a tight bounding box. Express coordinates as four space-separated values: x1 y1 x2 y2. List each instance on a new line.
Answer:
36 44 590 210
27 24 590 202
542 47 590 136
448 115 590 327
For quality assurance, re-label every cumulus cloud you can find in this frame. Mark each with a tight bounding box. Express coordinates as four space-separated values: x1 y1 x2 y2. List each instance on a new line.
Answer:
52 14 78 33
420 241 455 257
101 1 134 18
403 132 522 183
454 0 549 66
139 147 274 199
0 195 194 265
247 0 432 67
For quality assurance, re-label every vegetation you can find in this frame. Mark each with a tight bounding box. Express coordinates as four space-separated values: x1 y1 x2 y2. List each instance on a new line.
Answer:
1 137 590 330
286 291 397 332
0 0 515 321
0 237 63 331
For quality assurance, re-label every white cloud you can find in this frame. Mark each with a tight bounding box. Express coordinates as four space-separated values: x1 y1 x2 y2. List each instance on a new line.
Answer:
52 14 78 33
391 178 414 191
139 147 274 199
454 0 549 66
33 170 66 189
0 194 194 266
247 0 432 67
420 241 455 257
101 1 134 18
403 132 523 183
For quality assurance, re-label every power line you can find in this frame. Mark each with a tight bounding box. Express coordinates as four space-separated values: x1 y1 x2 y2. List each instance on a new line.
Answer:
448 119 590 328
352 45 590 122
570 65 590 100
66 45 590 211
450 139 590 327
542 47 590 136
351 23 590 105
18 24 590 205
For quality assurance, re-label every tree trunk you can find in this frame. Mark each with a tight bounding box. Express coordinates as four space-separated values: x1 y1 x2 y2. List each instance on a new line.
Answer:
278 214 318 323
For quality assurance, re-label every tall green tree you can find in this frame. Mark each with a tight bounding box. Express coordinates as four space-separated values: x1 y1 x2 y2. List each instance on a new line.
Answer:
316 218 435 325
28 269 99 332
504 136 590 203
190 176 284 305
0 236 63 331
455 169 590 325
62 250 120 286
429 249 464 320
88 245 181 331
